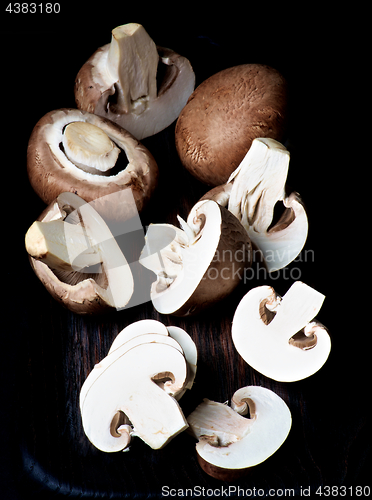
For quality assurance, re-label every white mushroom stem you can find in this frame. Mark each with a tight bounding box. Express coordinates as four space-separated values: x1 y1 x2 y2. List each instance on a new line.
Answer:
106 23 159 114
228 138 289 233
25 219 102 272
62 121 120 174
207 138 308 272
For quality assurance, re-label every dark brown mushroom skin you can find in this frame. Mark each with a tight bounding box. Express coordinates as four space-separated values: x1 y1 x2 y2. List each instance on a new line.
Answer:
175 64 288 186
26 108 158 221
196 454 251 481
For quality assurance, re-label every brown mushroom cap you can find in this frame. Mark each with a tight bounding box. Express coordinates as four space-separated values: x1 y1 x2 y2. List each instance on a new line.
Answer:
27 108 158 221
175 64 288 186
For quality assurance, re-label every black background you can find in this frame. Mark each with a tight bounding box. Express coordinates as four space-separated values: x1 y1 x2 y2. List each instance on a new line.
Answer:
1 5 369 499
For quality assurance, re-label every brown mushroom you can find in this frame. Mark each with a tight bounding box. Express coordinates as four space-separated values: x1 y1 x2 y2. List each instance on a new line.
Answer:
27 108 158 221
139 199 252 316
25 192 134 314
74 23 195 140
175 64 287 186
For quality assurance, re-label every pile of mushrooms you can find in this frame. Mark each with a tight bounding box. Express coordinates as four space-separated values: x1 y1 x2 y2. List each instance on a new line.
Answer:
80 320 197 451
22 21 333 483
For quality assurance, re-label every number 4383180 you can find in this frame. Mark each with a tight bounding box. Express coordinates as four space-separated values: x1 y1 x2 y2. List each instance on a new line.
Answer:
5 3 61 13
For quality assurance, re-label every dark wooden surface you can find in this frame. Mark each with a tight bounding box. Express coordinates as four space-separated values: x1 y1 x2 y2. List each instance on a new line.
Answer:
2 11 369 499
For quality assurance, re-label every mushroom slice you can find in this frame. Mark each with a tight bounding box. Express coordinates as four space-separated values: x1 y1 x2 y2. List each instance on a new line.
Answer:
166 326 197 394
108 319 170 353
80 320 197 429
25 192 133 314
74 23 195 140
187 386 291 480
80 341 189 452
231 281 331 382
27 108 158 221
107 320 197 399
139 200 252 316
201 138 308 272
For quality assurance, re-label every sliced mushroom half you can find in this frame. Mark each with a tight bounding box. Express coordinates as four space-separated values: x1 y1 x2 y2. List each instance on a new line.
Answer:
80 319 196 452
107 320 197 398
25 192 134 314
27 108 158 221
231 281 331 382
139 200 252 316
74 23 195 140
201 138 308 272
187 386 291 480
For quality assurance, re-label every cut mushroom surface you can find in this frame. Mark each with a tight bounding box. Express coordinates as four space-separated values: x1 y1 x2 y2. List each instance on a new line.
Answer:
27 108 158 221
139 199 252 316
187 386 291 479
80 319 197 452
74 23 195 140
232 281 331 382
25 192 134 314
201 138 308 272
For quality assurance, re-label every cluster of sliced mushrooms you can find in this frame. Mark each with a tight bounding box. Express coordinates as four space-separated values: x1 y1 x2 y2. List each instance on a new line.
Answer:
24 23 331 480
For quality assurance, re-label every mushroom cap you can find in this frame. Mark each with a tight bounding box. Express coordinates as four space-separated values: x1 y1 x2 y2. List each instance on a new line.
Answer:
232 282 331 382
75 40 195 140
175 64 288 186
27 108 158 221
187 386 291 478
27 192 134 315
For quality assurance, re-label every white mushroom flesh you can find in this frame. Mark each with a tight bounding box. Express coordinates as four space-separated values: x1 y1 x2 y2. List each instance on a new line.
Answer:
25 219 102 272
80 319 198 452
232 281 331 382
187 386 291 470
